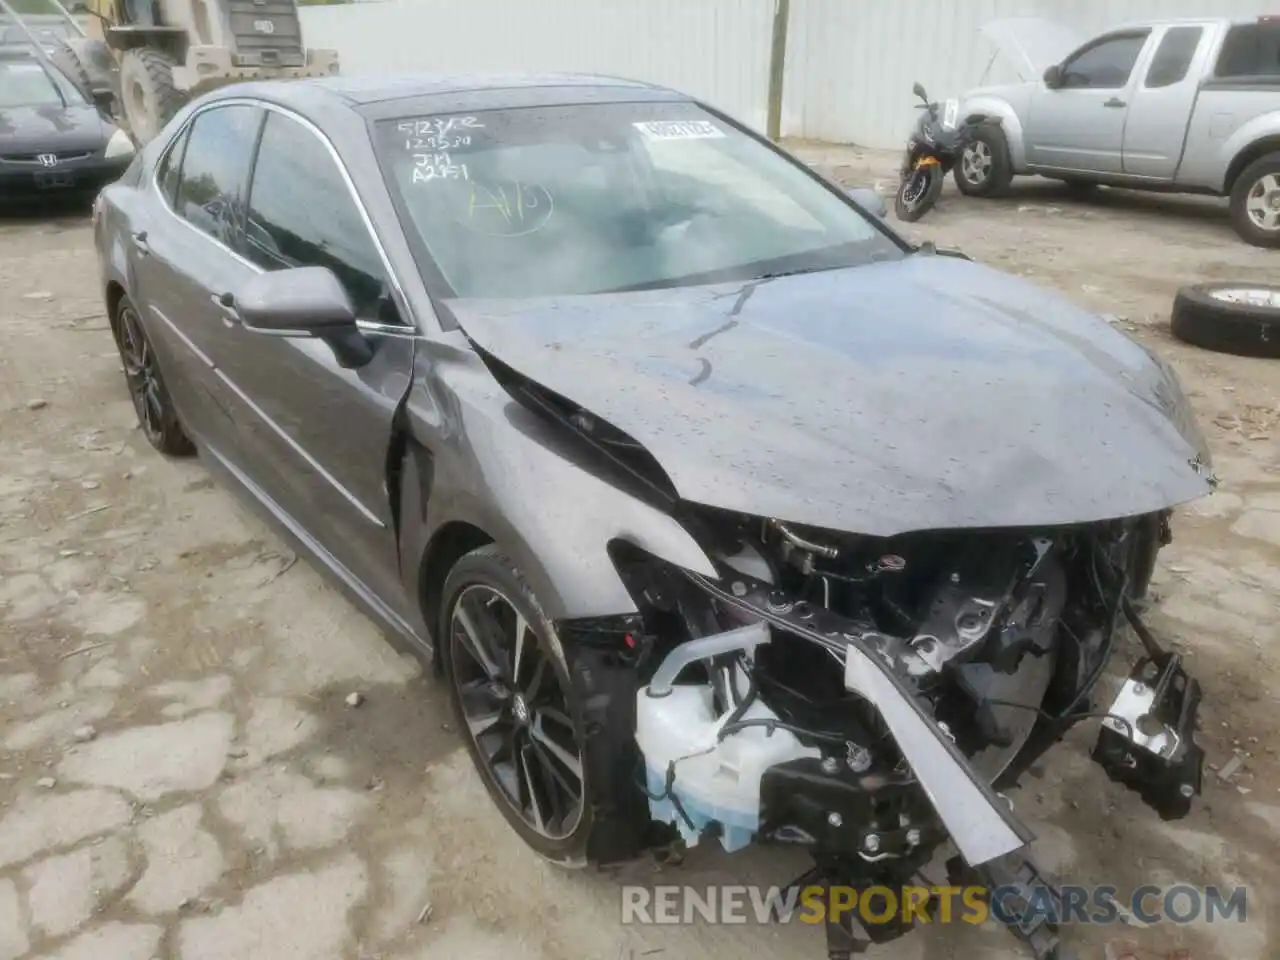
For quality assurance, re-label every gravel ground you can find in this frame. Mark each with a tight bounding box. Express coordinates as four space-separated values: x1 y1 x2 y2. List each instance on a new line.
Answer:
0 146 1277 960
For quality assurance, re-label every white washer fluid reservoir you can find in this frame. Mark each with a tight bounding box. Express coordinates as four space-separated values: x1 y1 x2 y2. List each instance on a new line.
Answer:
635 682 821 852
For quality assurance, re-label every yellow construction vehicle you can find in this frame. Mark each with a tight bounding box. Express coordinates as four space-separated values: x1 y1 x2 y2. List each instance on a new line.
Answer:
75 0 339 142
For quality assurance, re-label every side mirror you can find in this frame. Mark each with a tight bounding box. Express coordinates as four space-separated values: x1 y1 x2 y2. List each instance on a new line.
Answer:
233 267 373 368
1043 64 1063 88
91 88 114 112
846 186 888 219
235 266 356 335
912 81 928 102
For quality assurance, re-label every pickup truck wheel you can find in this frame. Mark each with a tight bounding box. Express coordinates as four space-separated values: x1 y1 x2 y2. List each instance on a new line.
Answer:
1170 284 1280 359
1229 154 1280 248
954 124 1012 197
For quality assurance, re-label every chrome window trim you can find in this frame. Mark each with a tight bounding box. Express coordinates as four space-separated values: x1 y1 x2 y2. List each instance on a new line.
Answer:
148 96 422 335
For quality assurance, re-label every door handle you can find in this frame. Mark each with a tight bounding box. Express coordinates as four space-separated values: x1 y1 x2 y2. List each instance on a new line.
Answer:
131 230 149 255
1104 97 1126 108
211 292 241 327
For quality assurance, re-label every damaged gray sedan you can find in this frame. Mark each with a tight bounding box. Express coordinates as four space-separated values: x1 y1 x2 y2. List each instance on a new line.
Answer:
93 73 1216 960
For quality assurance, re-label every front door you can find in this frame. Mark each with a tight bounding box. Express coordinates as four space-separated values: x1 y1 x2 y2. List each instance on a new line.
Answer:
1024 30 1151 175
211 108 416 619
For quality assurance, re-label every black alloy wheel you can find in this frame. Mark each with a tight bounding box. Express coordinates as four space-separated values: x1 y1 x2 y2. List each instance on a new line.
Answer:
115 298 194 456
443 550 588 854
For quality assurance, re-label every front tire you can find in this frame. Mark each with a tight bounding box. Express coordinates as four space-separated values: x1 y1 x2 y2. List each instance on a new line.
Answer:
118 48 184 145
1229 152 1280 248
895 164 944 222
440 546 600 866
953 123 1012 197
112 296 195 457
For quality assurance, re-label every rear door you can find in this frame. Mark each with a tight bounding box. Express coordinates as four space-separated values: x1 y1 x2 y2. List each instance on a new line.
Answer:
127 102 265 458
1122 24 1213 179
1024 30 1151 174
215 108 415 615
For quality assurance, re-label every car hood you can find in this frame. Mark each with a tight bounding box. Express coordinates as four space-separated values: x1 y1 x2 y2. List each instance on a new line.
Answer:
0 103 107 154
450 255 1213 537
979 17 1082 81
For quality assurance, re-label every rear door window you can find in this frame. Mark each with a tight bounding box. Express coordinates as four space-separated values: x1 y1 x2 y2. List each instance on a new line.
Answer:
1145 26 1204 88
156 122 190 207
172 104 264 248
1215 21 1280 78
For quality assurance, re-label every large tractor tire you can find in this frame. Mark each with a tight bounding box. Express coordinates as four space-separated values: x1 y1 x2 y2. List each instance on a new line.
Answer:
49 39 95 102
118 48 185 145
66 37 118 104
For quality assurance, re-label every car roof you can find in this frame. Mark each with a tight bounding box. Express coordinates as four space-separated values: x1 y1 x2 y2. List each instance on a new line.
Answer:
203 71 691 123
1111 15 1279 30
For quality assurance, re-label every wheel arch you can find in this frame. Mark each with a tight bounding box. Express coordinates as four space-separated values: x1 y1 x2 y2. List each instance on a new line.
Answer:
958 95 1025 171
393 436 570 672
418 519 496 672
1224 136 1280 196
105 279 127 342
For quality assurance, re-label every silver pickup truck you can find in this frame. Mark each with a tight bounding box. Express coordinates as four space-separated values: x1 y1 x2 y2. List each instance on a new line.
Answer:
954 16 1280 247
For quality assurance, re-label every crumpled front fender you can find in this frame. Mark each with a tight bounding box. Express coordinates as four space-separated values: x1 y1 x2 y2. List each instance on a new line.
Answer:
402 343 717 626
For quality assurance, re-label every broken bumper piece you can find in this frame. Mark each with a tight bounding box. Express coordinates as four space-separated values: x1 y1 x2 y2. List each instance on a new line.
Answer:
1092 652 1204 819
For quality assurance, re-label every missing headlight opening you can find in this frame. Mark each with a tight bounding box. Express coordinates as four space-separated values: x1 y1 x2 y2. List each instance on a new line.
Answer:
595 508 1202 960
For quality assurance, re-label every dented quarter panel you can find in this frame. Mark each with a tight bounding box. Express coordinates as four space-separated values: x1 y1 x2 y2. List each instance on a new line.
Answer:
451 255 1213 538
402 333 717 623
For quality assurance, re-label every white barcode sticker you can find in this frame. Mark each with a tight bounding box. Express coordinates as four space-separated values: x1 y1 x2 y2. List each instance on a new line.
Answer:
633 120 725 141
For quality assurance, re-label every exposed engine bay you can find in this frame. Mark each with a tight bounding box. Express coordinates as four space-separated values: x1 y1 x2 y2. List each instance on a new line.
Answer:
461 299 1215 960
607 508 1205 960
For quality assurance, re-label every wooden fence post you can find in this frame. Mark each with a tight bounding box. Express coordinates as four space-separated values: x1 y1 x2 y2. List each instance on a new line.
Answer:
766 0 790 141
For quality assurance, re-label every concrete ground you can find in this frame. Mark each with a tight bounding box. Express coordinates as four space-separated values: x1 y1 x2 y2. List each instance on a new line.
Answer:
0 145 1277 960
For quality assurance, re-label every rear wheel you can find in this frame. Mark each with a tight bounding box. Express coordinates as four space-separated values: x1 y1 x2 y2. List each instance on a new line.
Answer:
1230 153 1280 248
118 48 184 145
113 296 195 456
440 546 599 866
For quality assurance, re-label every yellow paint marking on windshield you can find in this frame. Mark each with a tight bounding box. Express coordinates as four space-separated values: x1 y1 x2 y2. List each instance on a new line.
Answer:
461 181 554 237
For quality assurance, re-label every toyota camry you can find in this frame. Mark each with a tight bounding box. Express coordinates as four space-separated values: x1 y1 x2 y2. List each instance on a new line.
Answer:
92 73 1216 960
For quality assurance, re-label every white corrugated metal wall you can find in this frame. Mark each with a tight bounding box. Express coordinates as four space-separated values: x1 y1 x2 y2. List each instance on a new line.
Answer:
298 0 777 132
298 0 1280 148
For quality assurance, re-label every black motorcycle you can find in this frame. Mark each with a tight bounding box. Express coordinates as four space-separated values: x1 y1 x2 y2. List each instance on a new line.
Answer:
895 81 982 222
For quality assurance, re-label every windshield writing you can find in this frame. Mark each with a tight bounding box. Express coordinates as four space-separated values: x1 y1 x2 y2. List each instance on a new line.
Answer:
376 102 900 298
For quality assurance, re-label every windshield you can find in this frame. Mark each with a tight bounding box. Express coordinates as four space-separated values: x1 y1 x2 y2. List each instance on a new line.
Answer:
375 101 902 298
0 59 73 108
